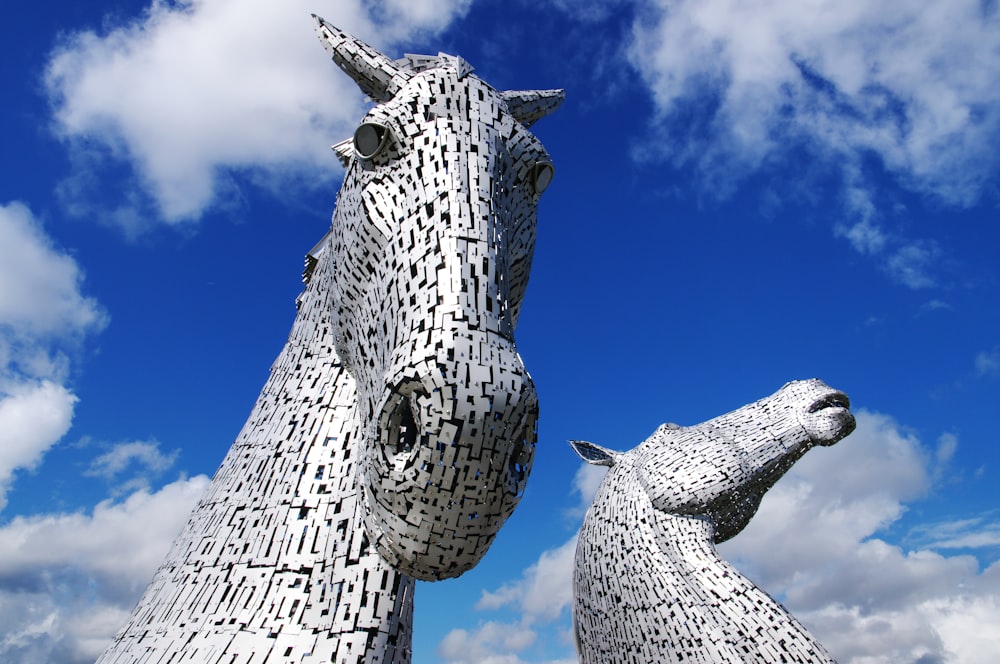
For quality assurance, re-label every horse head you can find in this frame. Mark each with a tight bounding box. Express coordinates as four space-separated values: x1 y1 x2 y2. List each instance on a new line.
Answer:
313 17 562 580
571 379 856 543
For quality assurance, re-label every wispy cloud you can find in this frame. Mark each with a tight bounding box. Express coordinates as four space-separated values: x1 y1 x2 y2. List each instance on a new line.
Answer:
476 536 578 623
44 0 474 227
613 0 1000 286
918 299 952 315
564 460 608 520
85 441 179 480
975 347 1000 375
906 514 1000 551
83 440 181 497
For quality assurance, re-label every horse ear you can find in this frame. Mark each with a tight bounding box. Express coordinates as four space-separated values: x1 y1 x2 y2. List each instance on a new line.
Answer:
331 138 353 167
313 15 412 102
569 440 619 467
502 89 565 128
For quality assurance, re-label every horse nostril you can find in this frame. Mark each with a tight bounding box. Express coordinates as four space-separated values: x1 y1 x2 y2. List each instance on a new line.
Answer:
507 418 537 486
385 393 423 457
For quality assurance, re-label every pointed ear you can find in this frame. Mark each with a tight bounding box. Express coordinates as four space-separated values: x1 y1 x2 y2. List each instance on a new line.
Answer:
569 440 619 467
502 89 565 127
331 138 353 167
313 15 412 102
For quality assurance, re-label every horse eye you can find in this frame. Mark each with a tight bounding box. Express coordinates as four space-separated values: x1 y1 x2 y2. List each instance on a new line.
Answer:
353 122 390 159
531 160 555 194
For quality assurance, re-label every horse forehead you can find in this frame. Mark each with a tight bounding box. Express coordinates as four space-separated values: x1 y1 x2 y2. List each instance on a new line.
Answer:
384 69 514 132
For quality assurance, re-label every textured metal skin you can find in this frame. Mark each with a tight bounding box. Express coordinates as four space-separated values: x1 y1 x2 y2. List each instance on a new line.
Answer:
97 18 562 664
571 379 856 663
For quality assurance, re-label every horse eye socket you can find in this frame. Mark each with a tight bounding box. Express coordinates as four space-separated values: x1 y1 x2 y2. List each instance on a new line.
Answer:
354 122 390 159
532 160 555 194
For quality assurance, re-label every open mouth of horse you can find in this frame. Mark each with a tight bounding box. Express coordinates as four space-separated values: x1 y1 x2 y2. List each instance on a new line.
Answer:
808 391 851 413
803 388 856 445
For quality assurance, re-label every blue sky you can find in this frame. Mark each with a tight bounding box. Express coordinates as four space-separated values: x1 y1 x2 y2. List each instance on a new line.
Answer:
1 0 999 662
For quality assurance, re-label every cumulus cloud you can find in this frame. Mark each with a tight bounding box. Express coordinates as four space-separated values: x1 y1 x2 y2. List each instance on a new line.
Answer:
0 202 107 509
45 0 473 226
0 475 210 663
452 409 1000 663
0 202 106 340
619 0 1000 286
438 620 539 664
0 382 77 511
565 461 608 519
476 536 578 623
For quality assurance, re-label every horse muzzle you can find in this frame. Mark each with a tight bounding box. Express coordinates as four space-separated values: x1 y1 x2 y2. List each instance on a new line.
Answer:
360 333 539 580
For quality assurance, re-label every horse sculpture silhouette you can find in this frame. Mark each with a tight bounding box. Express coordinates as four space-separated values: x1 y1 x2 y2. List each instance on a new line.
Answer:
570 379 856 663
98 17 562 663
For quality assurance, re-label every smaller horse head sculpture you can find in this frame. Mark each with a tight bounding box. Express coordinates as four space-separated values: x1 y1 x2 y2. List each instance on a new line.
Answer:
570 379 856 662
314 17 563 580
572 379 856 542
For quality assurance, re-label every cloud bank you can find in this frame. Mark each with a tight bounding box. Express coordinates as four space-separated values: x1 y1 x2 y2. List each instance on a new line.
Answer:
445 410 1000 663
0 476 211 663
45 0 473 227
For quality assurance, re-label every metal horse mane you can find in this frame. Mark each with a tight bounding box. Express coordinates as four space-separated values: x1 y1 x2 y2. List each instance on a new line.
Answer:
98 16 562 663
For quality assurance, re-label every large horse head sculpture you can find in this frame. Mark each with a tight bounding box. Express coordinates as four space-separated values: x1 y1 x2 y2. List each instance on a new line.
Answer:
313 16 562 580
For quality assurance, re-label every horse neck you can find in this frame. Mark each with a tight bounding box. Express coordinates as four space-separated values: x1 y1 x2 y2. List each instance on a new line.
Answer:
97 248 414 664
575 468 835 664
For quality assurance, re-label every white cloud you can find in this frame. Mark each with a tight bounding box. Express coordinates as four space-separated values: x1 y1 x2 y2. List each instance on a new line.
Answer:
623 0 1000 285
907 514 1000 551
83 439 182 497
379 0 473 32
0 202 107 510
0 382 77 511
0 202 106 340
565 461 608 519
476 536 578 623
85 440 179 480
45 0 473 226
0 476 211 664
438 621 538 664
